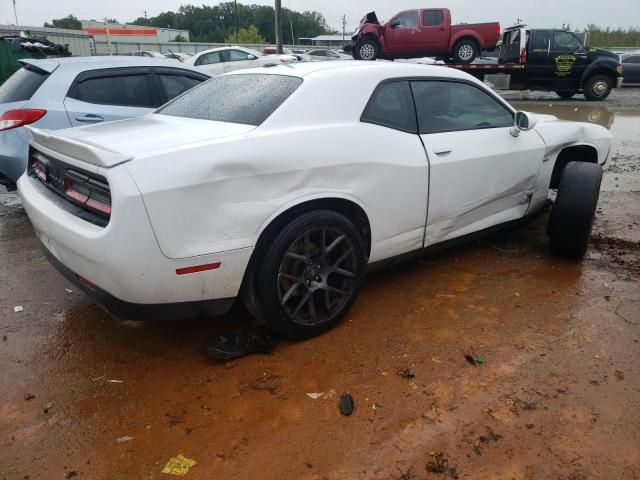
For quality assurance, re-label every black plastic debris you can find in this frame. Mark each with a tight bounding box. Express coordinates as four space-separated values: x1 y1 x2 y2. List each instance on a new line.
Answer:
339 393 354 416
205 328 278 360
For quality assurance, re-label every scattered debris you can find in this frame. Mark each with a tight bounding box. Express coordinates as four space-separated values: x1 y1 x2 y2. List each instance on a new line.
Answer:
2 335 7 341
92 375 106 382
161 454 197 476
397 367 416 379
107 379 123 383
514 292 521 299
306 392 323 400
615 370 625 381
23 393 35 401
589 380 600 386
525 423 535 429
116 436 134 443
206 328 278 360
464 353 484 366
65 471 77 479
473 427 503 455
13 306 23 313
431 356 441 363
426 452 459 479
65 288 73 294
43 402 52 414
339 393 354 416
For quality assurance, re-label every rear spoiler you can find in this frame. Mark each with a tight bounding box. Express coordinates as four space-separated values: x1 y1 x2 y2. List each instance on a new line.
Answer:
26 126 132 168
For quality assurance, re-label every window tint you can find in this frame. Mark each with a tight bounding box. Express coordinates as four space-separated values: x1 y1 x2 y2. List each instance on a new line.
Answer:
157 74 302 126
361 81 416 133
411 81 513 134
327 51 340 58
531 30 550 50
0 65 49 103
553 32 582 51
158 74 203 101
392 11 419 28
423 11 443 26
223 49 252 62
69 74 153 107
196 51 221 66
309 50 326 56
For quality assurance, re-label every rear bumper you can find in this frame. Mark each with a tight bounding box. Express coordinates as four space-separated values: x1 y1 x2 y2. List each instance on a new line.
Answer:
17 151 252 315
40 239 235 320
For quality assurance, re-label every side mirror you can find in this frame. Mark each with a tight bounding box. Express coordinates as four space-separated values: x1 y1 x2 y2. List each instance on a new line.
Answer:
511 111 537 137
390 20 401 28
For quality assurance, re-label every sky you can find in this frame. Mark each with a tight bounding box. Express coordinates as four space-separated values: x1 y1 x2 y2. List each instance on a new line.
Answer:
1 0 639 32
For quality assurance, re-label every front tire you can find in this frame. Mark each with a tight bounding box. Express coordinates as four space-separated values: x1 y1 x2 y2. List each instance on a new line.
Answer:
583 74 613 101
548 162 603 258
251 211 367 339
452 39 478 64
355 38 380 61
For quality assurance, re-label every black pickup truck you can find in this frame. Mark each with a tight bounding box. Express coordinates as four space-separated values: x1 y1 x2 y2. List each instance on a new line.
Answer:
446 26 624 101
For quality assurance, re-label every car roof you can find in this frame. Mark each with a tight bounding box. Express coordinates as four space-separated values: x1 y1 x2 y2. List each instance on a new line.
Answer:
226 60 474 81
20 56 200 74
195 45 258 55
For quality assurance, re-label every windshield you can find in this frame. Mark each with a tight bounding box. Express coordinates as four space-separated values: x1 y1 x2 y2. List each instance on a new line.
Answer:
157 74 302 126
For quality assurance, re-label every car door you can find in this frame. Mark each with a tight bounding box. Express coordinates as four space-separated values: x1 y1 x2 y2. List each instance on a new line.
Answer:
221 49 260 73
64 67 159 127
193 51 225 76
385 10 421 54
152 68 210 105
547 31 589 87
411 80 547 245
417 10 449 52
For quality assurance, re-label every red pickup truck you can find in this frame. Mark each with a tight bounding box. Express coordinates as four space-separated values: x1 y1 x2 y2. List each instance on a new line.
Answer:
350 9 500 64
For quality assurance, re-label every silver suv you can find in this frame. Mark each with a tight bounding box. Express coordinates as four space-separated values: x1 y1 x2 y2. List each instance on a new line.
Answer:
0 56 210 189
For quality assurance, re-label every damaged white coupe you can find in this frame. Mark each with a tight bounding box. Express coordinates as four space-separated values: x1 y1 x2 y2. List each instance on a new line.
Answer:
18 62 612 338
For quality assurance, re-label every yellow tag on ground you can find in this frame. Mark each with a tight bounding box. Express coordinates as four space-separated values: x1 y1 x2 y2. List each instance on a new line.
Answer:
161 454 197 476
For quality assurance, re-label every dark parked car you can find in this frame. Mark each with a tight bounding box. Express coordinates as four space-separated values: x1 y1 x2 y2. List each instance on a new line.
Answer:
621 53 640 86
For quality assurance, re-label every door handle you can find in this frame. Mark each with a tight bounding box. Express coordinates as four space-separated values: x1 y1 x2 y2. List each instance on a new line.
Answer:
75 114 104 123
433 145 453 155
412 28 422 33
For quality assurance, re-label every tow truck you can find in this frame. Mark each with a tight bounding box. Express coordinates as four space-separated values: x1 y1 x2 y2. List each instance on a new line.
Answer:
445 26 624 101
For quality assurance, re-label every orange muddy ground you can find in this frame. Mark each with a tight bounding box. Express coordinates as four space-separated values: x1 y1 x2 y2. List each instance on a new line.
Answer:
1 92 639 480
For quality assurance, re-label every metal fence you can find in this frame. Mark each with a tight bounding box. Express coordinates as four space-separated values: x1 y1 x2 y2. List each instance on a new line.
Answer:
93 40 303 56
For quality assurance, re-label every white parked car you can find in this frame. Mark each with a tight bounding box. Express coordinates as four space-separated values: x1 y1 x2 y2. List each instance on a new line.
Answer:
18 62 611 339
302 49 352 62
187 46 297 75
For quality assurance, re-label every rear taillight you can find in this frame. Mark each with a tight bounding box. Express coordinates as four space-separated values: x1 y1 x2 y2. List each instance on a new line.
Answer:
64 172 112 218
0 109 46 132
30 151 47 181
520 47 527 64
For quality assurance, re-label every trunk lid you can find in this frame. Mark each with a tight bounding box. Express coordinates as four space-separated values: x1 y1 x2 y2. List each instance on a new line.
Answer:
26 114 256 168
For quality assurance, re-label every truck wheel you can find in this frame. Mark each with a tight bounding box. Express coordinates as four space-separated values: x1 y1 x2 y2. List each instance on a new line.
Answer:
548 161 602 259
556 90 576 99
452 39 478 63
355 39 380 61
583 75 613 101
251 210 367 339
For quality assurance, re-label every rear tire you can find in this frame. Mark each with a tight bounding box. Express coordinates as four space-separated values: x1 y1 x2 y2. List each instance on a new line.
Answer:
556 90 576 99
249 210 367 339
452 39 478 64
583 74 613 101
548 161 603 258
355 38 380 61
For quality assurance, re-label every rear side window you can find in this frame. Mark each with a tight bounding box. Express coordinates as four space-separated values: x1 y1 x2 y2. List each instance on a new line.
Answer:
423 11 443 26
195 52 221 66
157 74 302 126
361 81 417 133
68 73 154 107
623 55 640 64
531 31 550 50
0 65 49 103
158 74 204 101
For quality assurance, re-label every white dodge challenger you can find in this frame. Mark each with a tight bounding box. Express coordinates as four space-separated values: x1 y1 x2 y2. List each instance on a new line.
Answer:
18 62 612 338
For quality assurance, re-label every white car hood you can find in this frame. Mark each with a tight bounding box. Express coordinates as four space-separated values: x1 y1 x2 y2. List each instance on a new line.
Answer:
27 115 255 168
